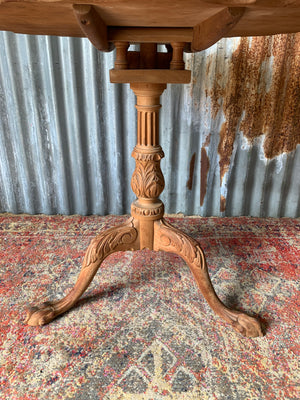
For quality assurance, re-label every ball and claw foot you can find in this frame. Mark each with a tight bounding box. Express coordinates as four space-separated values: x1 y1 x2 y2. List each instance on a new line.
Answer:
229 312 263 338
25 218 139 327
24 218 264 338
25 302 56 326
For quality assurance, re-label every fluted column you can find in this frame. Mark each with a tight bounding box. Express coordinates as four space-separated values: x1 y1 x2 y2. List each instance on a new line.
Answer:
130 83 167 249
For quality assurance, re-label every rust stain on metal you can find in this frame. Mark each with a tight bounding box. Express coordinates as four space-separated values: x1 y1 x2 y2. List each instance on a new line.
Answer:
200 147 210 206
187 152 196 190
203 133 211 147
218 121 233 185
241 34 300 159
209 33 300 184
220 195 226 212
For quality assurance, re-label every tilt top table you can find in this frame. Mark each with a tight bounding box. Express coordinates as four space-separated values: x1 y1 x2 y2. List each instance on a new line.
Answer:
1 1 300 338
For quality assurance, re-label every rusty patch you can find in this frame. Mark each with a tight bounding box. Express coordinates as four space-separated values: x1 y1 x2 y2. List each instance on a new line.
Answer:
187 152 196 190
210 33 300 185
241 34 300 159
220 195 226 212
218 121 234 184
200 147 210 206
203 133 211 147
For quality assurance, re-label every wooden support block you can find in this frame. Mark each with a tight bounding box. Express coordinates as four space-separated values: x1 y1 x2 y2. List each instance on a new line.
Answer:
126 52 172 69
140 43 157 69
110 69 191 84
108 27 193 44
73 4 114 52
192 7 245 52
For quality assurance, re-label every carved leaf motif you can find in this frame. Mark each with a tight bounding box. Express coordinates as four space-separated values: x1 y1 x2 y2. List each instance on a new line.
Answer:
131 161 165 198
83 222 137 268
157 220 205 269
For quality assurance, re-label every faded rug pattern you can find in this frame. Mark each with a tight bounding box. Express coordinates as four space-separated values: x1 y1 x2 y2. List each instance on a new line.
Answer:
0 214 299 400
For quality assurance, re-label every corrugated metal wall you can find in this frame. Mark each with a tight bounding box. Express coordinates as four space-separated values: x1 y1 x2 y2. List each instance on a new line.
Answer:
0 31 299 217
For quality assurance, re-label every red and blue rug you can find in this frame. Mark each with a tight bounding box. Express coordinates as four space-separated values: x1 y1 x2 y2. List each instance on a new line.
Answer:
0 214 299 399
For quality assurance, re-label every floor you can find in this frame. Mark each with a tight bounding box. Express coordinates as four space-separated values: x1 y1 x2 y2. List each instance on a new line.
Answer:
0 214 299 399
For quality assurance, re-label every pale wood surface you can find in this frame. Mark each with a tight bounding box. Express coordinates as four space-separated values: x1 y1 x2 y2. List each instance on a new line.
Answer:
25 79 263 337
110 69 191 84
0 0 300 39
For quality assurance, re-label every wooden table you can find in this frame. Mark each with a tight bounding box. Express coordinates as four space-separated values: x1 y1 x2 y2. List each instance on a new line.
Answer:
2 1 300 337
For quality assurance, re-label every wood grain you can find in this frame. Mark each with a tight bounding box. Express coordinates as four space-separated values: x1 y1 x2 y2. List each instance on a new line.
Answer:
73 4 114 52
192 7 245 51
110 69 191 84
0 1 300 40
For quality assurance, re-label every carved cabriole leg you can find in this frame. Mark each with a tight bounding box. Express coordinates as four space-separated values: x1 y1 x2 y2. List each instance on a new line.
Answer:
126 80 263 337
153 219 263 338
25 50 263 337
25 218 139 326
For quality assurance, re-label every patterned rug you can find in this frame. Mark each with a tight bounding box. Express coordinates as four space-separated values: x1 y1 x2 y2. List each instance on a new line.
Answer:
0 214 299 400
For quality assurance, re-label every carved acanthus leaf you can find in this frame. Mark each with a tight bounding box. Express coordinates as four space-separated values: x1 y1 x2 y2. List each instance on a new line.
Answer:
83 221 137 268
131 161 165 198
156 220 205 269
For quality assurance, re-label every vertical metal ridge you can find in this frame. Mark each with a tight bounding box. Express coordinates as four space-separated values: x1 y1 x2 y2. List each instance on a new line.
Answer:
280 146 300 217
59 37 87 214
2 32 33 213
23 34 53 214
44 35 70 214
81 39 103 214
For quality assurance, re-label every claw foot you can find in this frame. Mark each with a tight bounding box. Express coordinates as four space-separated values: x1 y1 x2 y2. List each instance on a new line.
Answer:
229 312 263 338
25 302 56 326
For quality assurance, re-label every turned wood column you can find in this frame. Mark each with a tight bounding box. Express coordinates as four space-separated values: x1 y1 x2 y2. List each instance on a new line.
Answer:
130 83 167 250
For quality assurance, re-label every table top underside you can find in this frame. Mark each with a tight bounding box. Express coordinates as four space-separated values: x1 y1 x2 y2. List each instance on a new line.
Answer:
0 1 300 40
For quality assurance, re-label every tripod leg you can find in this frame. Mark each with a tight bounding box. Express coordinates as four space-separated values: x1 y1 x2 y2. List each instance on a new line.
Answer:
25 218 139 326
154 219 263 338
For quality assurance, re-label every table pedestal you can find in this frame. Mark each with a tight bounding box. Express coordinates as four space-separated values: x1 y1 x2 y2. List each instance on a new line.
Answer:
25 81 262 338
